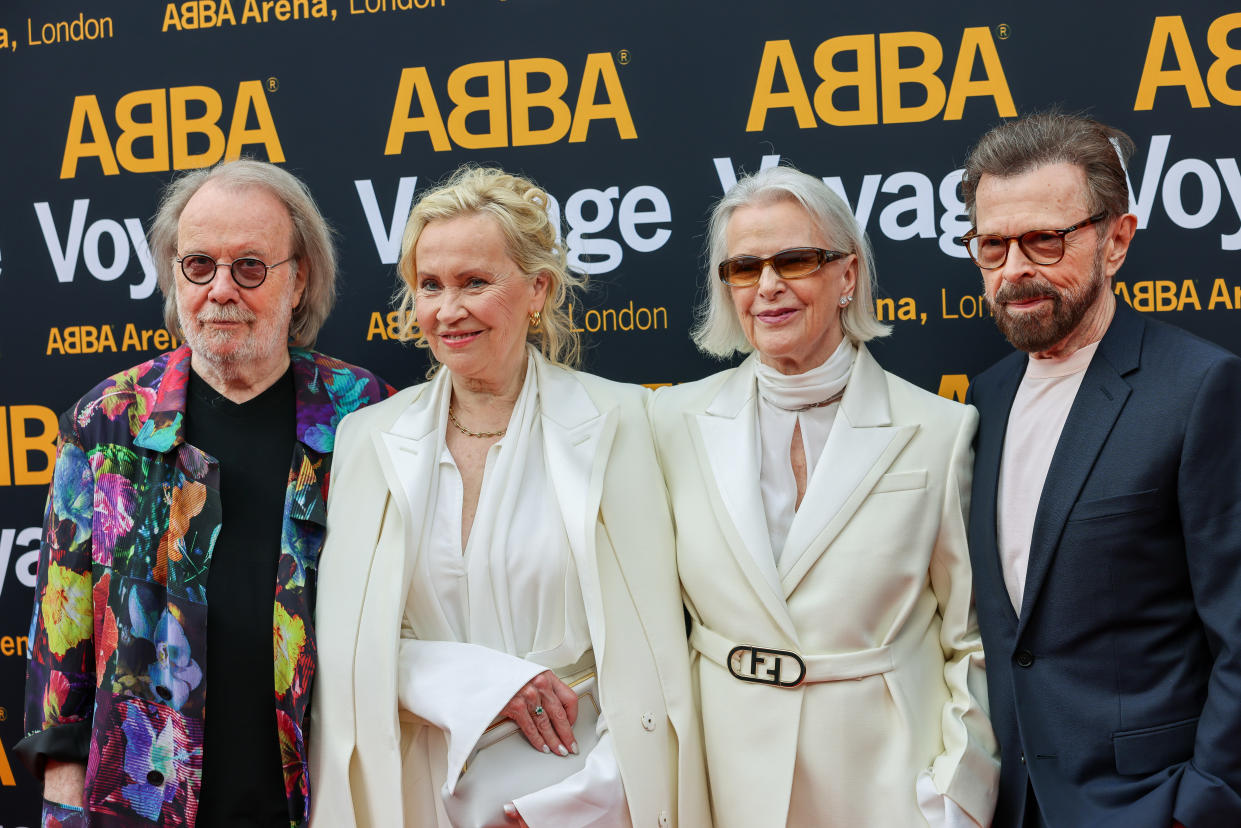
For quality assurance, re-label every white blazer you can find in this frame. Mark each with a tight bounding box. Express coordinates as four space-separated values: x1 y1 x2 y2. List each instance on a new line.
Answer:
650 345 999 827
309 357 709 827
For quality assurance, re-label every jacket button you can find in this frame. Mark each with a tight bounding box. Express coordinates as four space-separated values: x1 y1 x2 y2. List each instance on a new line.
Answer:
147 770 164 785
155 685 172 700
641 713 656 732
1019 753 1026 764
658 810 670 826
1015 650 1034 668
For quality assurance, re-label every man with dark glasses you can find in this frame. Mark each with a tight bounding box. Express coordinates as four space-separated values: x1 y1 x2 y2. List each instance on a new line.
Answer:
960 111 1241 827
16 160 390 827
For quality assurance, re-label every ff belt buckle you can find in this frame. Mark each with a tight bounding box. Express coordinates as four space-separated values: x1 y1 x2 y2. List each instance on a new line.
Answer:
727 645 806 688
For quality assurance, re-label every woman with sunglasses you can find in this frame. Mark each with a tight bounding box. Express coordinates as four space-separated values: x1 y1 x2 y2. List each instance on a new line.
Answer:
308 167 708 828
650 166 999 827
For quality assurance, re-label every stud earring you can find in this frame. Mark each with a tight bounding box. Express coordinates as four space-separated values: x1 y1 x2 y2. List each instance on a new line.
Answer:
529 309 542 329
839 295 853 306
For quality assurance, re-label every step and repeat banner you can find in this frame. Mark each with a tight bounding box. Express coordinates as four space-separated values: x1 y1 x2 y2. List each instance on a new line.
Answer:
1 0 1239 822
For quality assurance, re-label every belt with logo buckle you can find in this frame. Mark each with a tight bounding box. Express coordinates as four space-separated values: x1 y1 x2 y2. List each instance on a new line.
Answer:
726 645 806 688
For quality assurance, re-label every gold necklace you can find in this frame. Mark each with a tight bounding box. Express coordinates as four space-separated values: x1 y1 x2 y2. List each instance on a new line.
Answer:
448 405 506 438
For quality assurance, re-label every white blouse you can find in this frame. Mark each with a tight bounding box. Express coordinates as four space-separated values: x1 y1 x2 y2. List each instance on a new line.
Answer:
397 360 629 827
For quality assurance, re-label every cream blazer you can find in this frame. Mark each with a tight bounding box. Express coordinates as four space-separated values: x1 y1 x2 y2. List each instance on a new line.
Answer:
308 357 709 828
650 345 999 828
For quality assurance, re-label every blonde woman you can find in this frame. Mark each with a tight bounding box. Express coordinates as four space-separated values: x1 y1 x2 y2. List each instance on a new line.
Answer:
309 167 707 828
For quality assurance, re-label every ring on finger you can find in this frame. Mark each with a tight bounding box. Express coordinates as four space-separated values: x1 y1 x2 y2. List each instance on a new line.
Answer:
533 705 545 716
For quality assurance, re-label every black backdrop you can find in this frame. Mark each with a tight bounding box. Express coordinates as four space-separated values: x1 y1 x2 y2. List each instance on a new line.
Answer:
2 1 1240 822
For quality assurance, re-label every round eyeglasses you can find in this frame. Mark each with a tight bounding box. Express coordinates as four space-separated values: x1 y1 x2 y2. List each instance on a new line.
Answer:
175 254 295 288
718 247 848 287
955 213 1108 270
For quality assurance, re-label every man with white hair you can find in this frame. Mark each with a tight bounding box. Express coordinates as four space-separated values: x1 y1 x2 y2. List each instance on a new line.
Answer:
17 159 389 827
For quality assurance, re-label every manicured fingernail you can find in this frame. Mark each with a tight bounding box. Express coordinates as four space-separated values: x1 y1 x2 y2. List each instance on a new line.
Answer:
571 741 579 755
557 745 569 756
542 745 551 754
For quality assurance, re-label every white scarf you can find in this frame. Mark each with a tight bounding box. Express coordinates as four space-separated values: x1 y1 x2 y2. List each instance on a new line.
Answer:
408 350 591 668
755 339 856 563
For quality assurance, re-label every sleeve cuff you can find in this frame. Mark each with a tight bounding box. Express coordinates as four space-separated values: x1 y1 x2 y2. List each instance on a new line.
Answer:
14 721 92 779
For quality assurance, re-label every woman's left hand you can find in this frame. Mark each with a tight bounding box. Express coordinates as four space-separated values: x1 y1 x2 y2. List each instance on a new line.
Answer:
498 669 579 756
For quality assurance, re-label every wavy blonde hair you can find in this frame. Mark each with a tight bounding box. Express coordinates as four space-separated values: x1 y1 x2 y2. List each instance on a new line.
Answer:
394 166 585 368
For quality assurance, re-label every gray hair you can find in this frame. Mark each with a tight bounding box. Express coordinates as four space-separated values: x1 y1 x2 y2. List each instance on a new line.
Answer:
692 165 890 358
148 158 337 347
961 109 1134 227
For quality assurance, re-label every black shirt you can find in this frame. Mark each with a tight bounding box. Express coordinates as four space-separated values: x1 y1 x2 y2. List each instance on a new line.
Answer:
185 366 295 828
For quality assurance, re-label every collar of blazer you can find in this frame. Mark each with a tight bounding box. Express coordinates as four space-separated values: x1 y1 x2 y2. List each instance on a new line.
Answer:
1014 302 1142 633
374 351 618 669
691 344 917 642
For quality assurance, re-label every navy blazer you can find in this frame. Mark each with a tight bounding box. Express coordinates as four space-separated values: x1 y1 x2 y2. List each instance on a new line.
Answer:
967 303 1241 828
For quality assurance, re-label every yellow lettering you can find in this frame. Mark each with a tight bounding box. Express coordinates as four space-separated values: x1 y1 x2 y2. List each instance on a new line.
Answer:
242 0 262 23
746 40 816 131
811 35 877 126
162 4 183 30
0 409 9 486
568 53 636 142
11 405 57 486
876 296 895 321
897 297 917 320
1206 13 1241 106
940 288 959 319
510 57 571 146
944 27 1016 120
366 311 388 341
446 60 508 149
1113 280 1133 307
879 31 945 124
0 733 15 786
1134 16 1210 110
1208 277 1234 309
171 85 226 169
46 327 64 356
154 329 171 350
114 89 170 174
937 374 970 402
61 95 119 178
385 66 450 153
98 325 117 352
224 80 284 162
122 323 141 351
1178 278 1201 310
385 311 405 338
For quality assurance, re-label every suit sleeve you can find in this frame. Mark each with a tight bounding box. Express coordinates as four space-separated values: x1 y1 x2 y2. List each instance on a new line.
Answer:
14 410 97 779
1173 355 1241 824
926 404 1000 826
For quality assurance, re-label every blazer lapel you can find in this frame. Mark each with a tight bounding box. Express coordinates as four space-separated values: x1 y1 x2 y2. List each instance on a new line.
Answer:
688 357 798 639
779 345 915 595
537 357 617 669
1017 307 1142 634
972 353 1026 628
371 374 447 636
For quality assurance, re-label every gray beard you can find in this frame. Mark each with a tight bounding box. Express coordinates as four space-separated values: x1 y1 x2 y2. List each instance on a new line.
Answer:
179 304 290 381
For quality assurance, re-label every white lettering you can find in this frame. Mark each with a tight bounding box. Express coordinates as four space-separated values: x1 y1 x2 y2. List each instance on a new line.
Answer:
355 176 418 265
33 200 158 299
0 527 41 602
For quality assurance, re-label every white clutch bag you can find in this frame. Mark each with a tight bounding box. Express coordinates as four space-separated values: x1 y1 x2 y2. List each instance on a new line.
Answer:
444 673 601 828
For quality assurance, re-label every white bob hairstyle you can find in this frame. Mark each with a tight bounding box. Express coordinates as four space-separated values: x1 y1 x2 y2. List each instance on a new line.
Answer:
691 165 891 358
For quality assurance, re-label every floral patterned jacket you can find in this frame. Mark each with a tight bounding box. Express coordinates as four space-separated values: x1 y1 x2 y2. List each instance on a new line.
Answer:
18 345 390 827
